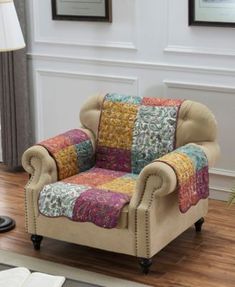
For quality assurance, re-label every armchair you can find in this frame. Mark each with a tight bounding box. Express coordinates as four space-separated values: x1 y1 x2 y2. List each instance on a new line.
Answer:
22 93 220 273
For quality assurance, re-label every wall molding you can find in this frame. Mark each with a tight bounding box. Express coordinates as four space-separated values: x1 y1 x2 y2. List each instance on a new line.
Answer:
27 53 235 77
34 38 137 50
164 45 235 57
34 69 138 140
210 168 235 178
209 188 232 202
164 80 235 94
37 69 138 85
31 0 138 51
209 168 235 201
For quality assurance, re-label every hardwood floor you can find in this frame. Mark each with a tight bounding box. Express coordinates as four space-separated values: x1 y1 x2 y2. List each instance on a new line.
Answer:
0 166 235 286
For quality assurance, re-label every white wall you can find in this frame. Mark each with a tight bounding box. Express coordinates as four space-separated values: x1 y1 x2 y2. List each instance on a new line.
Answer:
26 0 235 200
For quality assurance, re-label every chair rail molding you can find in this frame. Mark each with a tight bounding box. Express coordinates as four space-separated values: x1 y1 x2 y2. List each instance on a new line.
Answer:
34 69 139 140
31 0 138 51
27 53 235 77
164 80 235 94
164 45 235 58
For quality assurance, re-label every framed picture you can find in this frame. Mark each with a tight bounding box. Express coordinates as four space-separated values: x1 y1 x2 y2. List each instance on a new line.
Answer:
189 0 235 27
51 0 112 22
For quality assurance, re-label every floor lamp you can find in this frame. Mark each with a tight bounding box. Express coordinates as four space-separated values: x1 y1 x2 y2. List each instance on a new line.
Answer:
0 0 25 232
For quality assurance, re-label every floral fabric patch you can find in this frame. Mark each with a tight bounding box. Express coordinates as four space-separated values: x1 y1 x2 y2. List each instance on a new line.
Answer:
39 129 94 180
157 144 209 213
39 167 136 228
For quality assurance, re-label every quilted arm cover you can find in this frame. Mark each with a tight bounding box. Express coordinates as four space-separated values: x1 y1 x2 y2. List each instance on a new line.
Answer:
22 128 95 185
38 129 95 180
129 141 219 230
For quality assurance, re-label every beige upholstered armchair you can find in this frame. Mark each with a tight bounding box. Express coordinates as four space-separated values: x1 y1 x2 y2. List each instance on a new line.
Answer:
22 94 220 273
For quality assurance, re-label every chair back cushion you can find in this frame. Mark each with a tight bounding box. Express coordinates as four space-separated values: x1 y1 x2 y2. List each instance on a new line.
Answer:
96 93 183 173
80 93 217 173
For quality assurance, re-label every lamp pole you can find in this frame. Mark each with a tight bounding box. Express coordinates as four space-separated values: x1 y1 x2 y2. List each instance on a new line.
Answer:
0 0 25 232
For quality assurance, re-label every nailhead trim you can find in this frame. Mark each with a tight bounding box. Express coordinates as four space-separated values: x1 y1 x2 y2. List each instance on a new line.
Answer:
134 173 162 258
24 150 58 235
24 159 36 232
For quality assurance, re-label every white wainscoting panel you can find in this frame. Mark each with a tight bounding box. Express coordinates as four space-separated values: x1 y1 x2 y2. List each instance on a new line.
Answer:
165 0 235 58
35 69 138 140
32 0 137 50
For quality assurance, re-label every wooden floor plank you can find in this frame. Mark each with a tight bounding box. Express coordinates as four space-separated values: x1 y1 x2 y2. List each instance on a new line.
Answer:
0 166 235 286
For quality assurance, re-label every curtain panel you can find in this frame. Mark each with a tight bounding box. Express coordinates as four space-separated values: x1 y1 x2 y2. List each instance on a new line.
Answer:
0 0 33 169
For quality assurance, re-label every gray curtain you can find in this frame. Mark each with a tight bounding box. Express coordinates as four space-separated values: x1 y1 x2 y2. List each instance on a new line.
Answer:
0 0 33 169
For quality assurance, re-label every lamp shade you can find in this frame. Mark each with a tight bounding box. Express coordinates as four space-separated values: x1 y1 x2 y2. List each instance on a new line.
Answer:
0 0 25 52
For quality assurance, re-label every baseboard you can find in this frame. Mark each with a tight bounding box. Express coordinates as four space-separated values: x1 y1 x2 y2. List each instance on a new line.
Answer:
209 168 235 202
209 187 232 202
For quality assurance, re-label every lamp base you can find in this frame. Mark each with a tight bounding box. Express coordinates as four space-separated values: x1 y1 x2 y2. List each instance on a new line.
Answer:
0 216 15 233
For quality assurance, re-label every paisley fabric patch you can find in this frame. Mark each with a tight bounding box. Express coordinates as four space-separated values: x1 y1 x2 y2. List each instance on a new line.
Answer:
39 182 88 218
157 144 209 213
72 189 130 228
38 129 94 180
96 146 131 172
131 105 179 174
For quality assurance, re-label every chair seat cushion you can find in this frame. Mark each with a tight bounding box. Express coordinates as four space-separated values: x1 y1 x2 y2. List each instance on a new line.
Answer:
38 168 138 229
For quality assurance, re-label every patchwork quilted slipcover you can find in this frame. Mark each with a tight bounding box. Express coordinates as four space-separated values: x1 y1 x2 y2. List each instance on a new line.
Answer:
96 93 183 174
39 168 137 228
39 129 94 180
38 93 209 228
157 144 209 213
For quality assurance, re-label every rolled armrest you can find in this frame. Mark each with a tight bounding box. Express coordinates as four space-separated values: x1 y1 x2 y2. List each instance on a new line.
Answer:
22 145 58 192
22 128 96 191
128 141 219 231
128 161 177 231
132 161 177 205
22 145 58 233
22 128 96 233
131 140 219 208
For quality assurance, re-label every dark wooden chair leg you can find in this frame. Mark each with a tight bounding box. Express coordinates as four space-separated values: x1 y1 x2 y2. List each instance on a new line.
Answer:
194 217 204 232
138 258 152 274
31 234 43 250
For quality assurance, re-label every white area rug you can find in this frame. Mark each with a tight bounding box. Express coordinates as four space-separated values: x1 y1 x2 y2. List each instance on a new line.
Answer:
0 250 149 287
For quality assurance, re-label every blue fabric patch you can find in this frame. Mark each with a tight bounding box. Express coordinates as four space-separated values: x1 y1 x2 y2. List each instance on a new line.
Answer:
105 93 142 105
177 144 208 171
76 140 94 172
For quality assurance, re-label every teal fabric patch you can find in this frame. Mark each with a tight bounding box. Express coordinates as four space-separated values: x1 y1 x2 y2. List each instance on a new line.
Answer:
75 140 94 172
105 93 142 105
177 144 208 171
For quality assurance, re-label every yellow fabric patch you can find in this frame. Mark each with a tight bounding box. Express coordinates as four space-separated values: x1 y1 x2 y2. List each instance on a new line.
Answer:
98 177 136 196
54 146 79 180
159 152 195 184
98 101 138 149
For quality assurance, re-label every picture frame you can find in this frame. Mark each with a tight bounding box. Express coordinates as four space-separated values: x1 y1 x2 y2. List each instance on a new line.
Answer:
189 0 235 27
51 0 112 22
